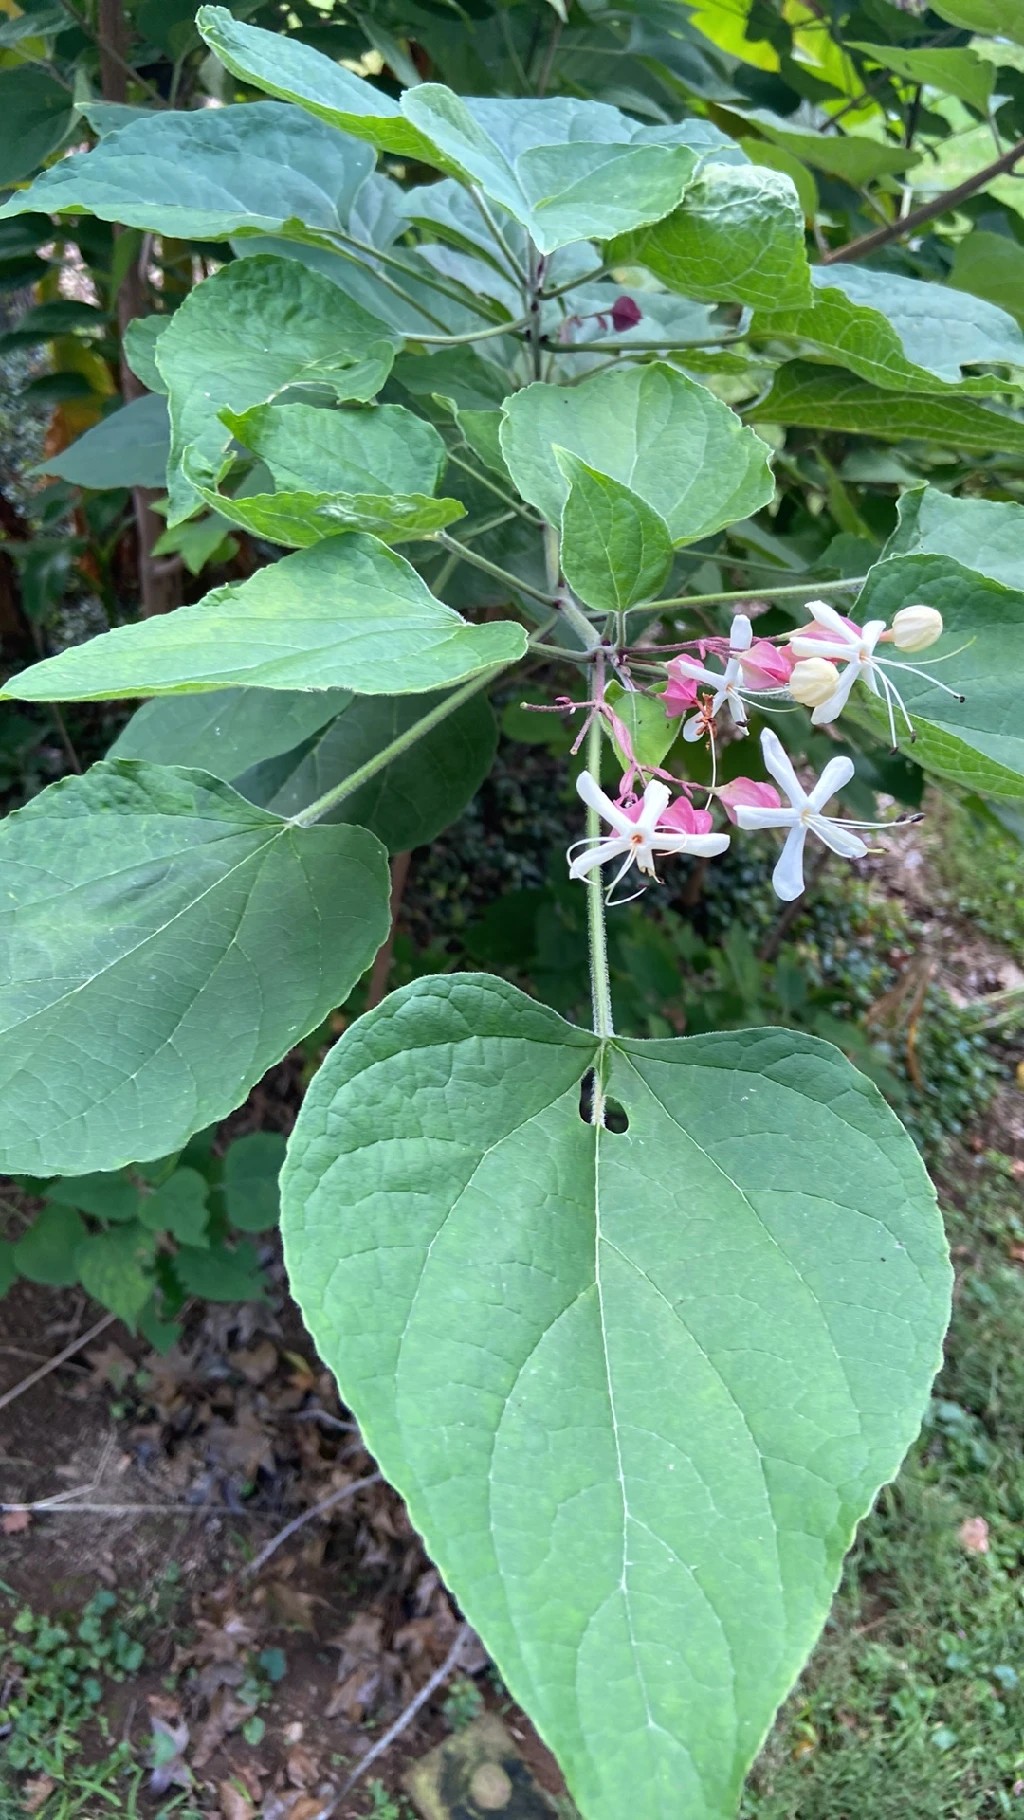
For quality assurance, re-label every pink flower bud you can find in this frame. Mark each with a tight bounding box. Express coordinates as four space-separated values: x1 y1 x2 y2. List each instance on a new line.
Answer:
611 295 642 332
790 656 840 707
890 604 942 652
717 777 782 825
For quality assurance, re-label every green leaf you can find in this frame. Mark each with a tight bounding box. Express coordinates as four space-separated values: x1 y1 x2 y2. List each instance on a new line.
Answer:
748 361 1024 454
950 230 1024 328
884 485 1024 591
110 688 347 775
237 691 498 851
47 1172 140 1223
225 402 449 498
196 5 444 163
192 479 464 548
611 164 811 308
138 1169 210 1245
746 122 918 184
605 681 676 773
5 537 526 704
850 43 994 113
36 394 169 491
154 257 398 523
76 1224 155 1326
753 267 1024 395
281 973 950 1820
556 453 673 614
850 553 1024 799
124 316 170 395
13 1203 86 1286
501 365 775 546
0 68 74 187
930 0 1024 45
0 101 374 241
222 1133 287 1233
398 89 701 254
175 1238 265 1302
0 762 391 1176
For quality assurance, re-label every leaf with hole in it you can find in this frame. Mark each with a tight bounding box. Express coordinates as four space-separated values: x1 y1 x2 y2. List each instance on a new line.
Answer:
281 972 950 1820
0 100 374 241
155 257 398 523
753 267 1024 396
557 453 673 615
37 394 169 491
0 762 390 1176
848 553 1024 800
237 690 498 851
748 361 1024 454
3 538 526 705
501 365 774 548
612 164 811 308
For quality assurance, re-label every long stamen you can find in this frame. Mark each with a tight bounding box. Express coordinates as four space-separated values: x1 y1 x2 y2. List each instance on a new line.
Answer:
882 658 966 701
876 666 915 746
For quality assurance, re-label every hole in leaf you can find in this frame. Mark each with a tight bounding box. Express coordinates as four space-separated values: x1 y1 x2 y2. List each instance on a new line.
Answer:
578 1073 630 1132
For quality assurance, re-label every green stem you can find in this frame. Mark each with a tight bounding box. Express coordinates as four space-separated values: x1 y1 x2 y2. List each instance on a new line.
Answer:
540 264 608 300
559 593 603 650
634 575 866 615
446 448 541 521
291 669 502 827
411 313 532 347
329 227 507 320
433 532 559 606
467 186 526 285
551 333 745 354
584 708 615 1066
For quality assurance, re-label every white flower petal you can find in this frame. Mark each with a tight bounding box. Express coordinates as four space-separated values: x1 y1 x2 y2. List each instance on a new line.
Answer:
758 727 804 806
653 831 731 858
682 716 706 742
568 835 629 879
810 660 860 725
772 824 809 901
809 818 868 860
735 805 798 831
790 635 857 662
672 658 721 689
575 769 632 835
808 602 859 641
807 755 855 812
637 778 671 832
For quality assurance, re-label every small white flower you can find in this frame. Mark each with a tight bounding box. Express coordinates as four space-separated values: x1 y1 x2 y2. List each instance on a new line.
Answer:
733 728 891 902
672 613 759 740
568 771 729 899
789 600 962 748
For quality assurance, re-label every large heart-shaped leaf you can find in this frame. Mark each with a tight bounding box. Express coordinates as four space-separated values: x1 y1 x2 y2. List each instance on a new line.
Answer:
557 454 673 613
281 973 950 1820
611 164 811 308
155 257 398 522
3 538 527 703
237 691 498 850
753 266 1024 395
0 762 390 1176
110 688 348 774
398 89 701 254
501 365 774 546
748 361 1024 454
850 553 1024 799
196 5 445 162
0 100 373 240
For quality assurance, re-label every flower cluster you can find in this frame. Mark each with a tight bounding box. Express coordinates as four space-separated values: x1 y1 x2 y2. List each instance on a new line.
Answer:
566 594 953 903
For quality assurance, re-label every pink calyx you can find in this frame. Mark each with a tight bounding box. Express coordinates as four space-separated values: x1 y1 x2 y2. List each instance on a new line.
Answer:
717 777 783 825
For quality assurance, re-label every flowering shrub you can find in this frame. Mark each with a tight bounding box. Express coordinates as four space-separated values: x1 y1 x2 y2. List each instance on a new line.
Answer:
2 4 1024 1815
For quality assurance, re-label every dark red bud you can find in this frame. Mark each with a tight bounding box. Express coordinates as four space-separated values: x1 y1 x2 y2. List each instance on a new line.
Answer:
611 295 642 332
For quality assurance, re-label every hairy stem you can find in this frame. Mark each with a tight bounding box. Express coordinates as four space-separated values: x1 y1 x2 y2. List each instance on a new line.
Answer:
433 532 559 605
634 575 866 615
585 706 615 1077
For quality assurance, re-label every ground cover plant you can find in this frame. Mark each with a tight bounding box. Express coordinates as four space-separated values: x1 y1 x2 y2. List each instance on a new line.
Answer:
2 2 1024 1816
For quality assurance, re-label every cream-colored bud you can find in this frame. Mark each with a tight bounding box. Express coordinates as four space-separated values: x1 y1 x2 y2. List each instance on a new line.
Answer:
891 604 942 652
790 656 839 707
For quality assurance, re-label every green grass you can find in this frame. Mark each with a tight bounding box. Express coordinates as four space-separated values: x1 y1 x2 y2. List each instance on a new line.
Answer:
931 799 1024 956
744 1153 1024 1819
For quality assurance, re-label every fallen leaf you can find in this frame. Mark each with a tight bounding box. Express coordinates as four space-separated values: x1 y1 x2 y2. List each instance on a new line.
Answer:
1 1509 30 1534
286 1743 320 1787
22 1777 55 1813
958 1516 990 1554
218 1779 254 1820
285 1797 335 1820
